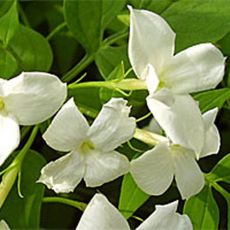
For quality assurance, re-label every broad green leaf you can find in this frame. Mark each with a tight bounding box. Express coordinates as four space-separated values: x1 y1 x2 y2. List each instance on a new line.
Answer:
119 173 149 219
64 0 125 53
184 185 219 230
0 0 14 17
193 88 230 113
0 150 46 229
207 153 230 184
95 46 129 79
163 0 230 51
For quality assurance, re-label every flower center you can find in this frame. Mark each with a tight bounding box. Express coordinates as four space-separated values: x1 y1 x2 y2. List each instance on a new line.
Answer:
80 139 95 154
0 97 5 111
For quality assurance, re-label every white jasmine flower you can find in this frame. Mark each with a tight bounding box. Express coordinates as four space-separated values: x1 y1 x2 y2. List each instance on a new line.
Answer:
75 193 192 230
0 72 67 166
38 98 136 193
0 220 10 230
131 108 220 199
128 6 225 95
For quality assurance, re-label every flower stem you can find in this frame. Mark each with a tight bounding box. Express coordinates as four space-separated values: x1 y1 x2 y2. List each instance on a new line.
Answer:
46 22 67 41
43 196 87 211
0 125 39 208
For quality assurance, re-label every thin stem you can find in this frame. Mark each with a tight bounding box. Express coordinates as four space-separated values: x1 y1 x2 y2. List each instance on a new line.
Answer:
0 126 39 208
46 22 67 41
20 126 32 141
136 112 152 123
43 197 87 211
102 30 128 47
18 3 31 27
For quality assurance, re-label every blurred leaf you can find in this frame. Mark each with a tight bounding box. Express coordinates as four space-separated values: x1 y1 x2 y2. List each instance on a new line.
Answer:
64 0 125 53
208 153 230 184
193 88 230 113
163 0 230 51
0 150 46 229
95 46 129 79
0 0 14 17
184 185 219 230
119 173 149 219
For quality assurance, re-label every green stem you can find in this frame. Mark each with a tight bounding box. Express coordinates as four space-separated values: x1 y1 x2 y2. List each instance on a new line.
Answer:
43 197 87 211
0 126 39 208
20 126 32 141
102 30 128 47
46 22 67 41
18 3 31 27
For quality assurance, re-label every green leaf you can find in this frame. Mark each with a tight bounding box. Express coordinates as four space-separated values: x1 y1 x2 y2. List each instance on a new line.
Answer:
184 185 219 230
208 153 230 184
119 173 149 219
227 199 230 230
163 0 230 51
64 0 125 53
0 0 14 17
193 88 230 113
0 150 46 229
95 45 129 79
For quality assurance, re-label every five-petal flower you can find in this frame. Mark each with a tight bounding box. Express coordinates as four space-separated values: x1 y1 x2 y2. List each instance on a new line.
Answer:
0 72 67 166
76 193 192 230
38 97 136 193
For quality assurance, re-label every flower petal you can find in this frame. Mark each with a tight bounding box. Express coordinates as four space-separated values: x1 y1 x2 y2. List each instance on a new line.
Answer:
147 91 205 154
43 98 89 152
84 150 129 187
0 220 10 230
173 147 205 199
128 6 175 78
88 98 136 152
137 201 192 230
162 43 225 94
130 143 174 196
0 112 20 166
4 72 67 125
144 64 160 94
76 194 130 230
200 108 220 158
38 151 85 193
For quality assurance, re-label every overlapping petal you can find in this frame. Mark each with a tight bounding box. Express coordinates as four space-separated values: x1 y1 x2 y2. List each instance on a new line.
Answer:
84 150 129 187
131 143 174 195
162 43 225 94
137 201 192 230
0 220 10 230
38 152 85 193
4 72 67 125
43 98 89 152
128 6 175 78
88 98 135 152
76 194 130 230
0 112 20 166
147 90 205 154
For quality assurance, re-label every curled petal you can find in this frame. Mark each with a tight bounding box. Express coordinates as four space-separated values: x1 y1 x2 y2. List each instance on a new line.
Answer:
131 143 174 196
43 98 89 152
84 150 129 187
38 152 85 193
0 112 20 166
76 194 130 230
88 98 136 152
137 201 192 230
162 43 225 94
128 6 175 78
4 72 67 125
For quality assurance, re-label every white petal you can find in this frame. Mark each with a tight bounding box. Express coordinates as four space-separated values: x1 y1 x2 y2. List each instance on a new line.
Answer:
0 112 20 166
76 194 130 230
0 220 10 230
130 143 174 196
4 72 67 125
200 108 220 158
84 150 129 187
147 91 205 154
43 98 89 152
137 201 192 230
88 98 136 152
38 151 85 193
162 43 225 94
143 64 159 94
128 6 175 78
172 147 205 199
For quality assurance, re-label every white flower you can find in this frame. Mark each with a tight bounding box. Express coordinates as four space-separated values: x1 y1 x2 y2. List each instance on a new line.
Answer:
38 98 136 193
0 220 10 230
128 6 225 95
0 72 67 166
130 108 220 199
75 193 193 230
